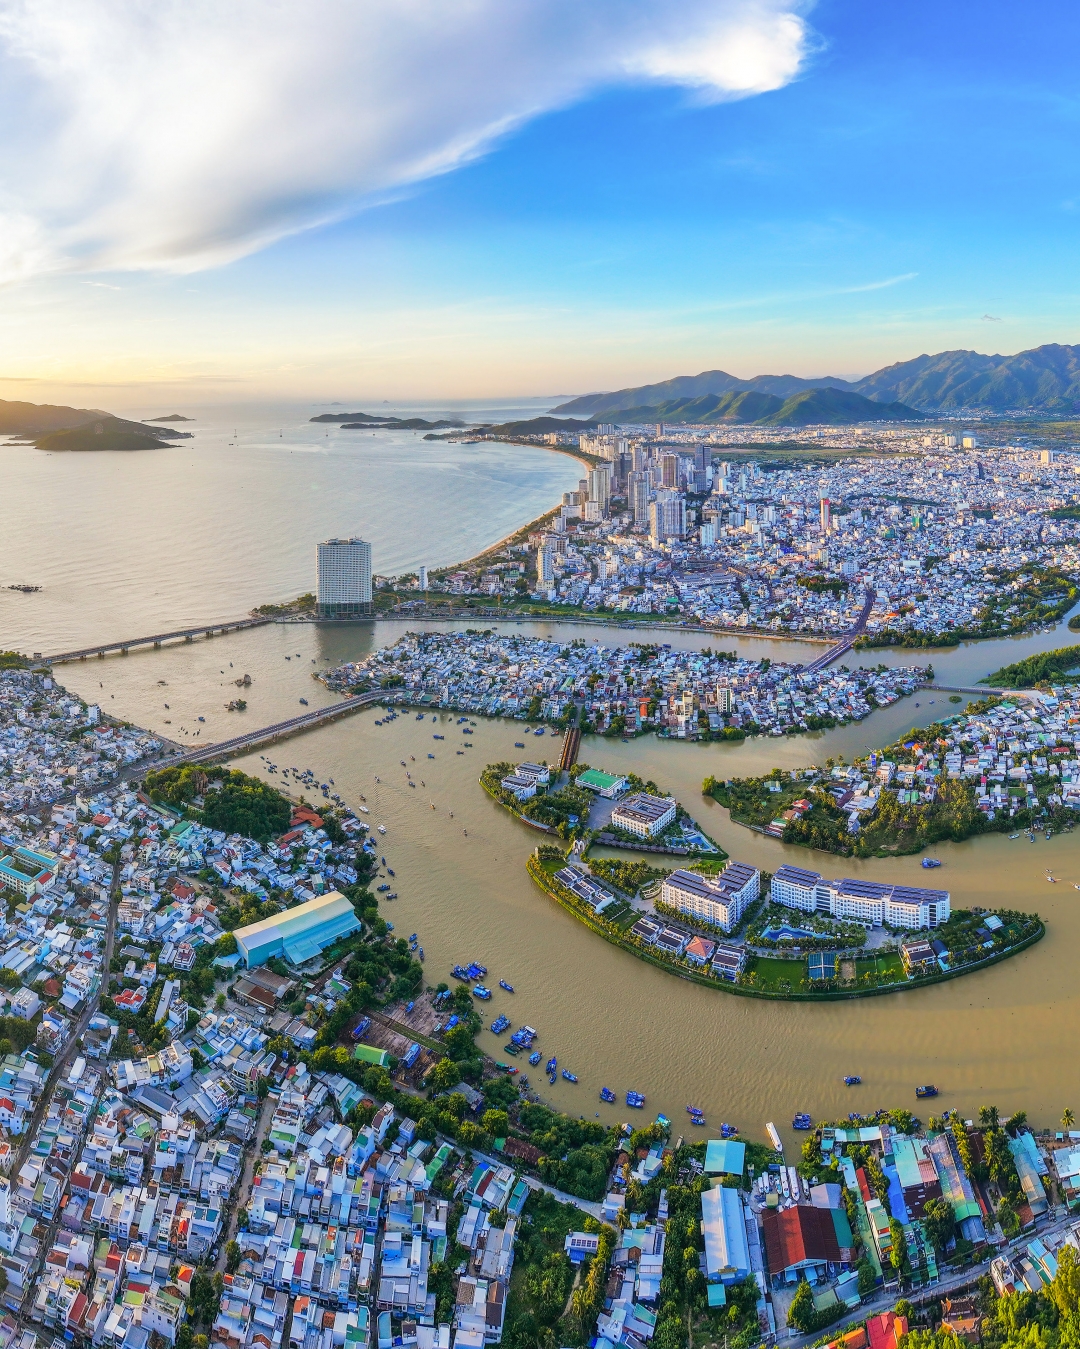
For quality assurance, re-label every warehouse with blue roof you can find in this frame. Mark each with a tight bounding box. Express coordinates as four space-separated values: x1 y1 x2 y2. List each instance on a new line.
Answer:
234 890 361 967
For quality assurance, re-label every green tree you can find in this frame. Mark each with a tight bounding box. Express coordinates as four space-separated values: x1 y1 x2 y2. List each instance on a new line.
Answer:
787 1280 815 1332
922 1197 956 1252
480 1109 509 1139
1064 1107 1076 1131
428 1058 462 1094
225 1240 241 1273
979 1104 1000 1129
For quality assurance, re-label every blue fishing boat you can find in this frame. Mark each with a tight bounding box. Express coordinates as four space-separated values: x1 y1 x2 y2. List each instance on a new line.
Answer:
491 1015 510 1034
529 1051 542 1066
561 1070 578 1083
626 1091 645 1108
921 857 941 869
844 1075 861 1086
719 1123 739 1138
600 1087 616 1103
451 966 469 980
515 742 525 748
499 980 515 993
546 1057 557 1074
915 1084 938 1099
472 985 492 1000
793 1113 812 1130
656 1113 671 1128
686 1105 704 1115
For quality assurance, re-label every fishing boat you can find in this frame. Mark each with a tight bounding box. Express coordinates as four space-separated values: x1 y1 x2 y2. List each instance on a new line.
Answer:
529 1051 542 1066
491 1015 511 1034
452 965 471 981
921 857 941 869
433 734 444 740
546 1057 557 1074
418 949 424 961
299 697 308 705
515 742 525 748
719 1123 739 1139
792 1113 812 1130
686 1105 704 1115
766 1122 783 1151
472 985 492 1000
689 1115 706 1126
377 825 387 834
499 980 515 993
1009 832 1019 839
915 1084 939 1099
503 1043 521 1056
561 1070 578 1082
844 1076 861 1086
534 727 545 735
600 1087 616 1103
626 1091 645 1108
656 1113 671 1128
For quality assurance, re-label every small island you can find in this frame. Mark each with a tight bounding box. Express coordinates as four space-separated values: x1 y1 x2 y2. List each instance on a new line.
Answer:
145 414 195 422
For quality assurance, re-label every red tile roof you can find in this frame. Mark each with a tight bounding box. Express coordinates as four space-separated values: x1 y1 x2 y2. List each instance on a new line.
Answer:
762 1205 842 1273
867 1312 908 1349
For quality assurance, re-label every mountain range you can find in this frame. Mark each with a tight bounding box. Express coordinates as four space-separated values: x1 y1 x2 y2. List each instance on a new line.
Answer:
0 397 192 446
552 342 1080 421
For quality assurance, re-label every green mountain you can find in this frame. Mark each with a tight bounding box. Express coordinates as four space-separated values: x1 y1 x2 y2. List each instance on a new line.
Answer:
754 388 922 425
34 419 171 452
0 397 109 435
592 387 919 427
552 341 1080 418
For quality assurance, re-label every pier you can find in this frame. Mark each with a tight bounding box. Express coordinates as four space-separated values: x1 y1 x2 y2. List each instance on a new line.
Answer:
40 616 272 664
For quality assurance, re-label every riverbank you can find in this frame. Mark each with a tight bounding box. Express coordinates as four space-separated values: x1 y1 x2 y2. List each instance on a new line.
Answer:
526 849 1044 1001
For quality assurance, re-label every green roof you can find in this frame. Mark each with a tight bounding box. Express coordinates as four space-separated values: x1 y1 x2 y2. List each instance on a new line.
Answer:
577 768 626 791
353 1044 390 1067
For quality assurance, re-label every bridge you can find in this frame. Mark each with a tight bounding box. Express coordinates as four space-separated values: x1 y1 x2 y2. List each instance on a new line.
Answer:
804 588 876 673
40 616 272 664
168 690 385 765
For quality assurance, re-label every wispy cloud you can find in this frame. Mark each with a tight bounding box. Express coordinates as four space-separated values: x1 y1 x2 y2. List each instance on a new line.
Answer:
0 0 813 283
836 272 918 294
982 313 1003 321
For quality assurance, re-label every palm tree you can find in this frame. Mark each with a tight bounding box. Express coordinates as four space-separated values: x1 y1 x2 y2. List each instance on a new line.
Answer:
1063 1107 1075 1131
979 1105 1000 1129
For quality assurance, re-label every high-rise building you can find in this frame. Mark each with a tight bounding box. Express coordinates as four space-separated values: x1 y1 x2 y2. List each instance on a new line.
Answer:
661 454 680 488
693 444 709 473
418 565 428 591
588 465 611 514
649 491 686 545
537 545 555 584
317 537 372 618
632 443 649 473
699 520 716 548
819 498 831 532
628 471 650 527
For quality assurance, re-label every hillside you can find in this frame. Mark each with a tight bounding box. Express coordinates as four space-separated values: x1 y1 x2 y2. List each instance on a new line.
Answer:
582 387 919 427
552 341 1080 417
0 397 108 436
311 411 465 429
755 388 923 425
35 420 172 452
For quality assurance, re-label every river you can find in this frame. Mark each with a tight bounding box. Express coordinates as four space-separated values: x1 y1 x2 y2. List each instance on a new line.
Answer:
18 398 1080 1145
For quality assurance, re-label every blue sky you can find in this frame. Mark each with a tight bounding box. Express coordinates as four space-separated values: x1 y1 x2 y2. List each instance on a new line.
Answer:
0 0 1077 401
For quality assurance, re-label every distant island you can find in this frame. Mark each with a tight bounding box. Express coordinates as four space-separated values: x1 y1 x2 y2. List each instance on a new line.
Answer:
310 411 465 429
145 414 194 422
552 340 1080 416
35 418 173 453
0 397 193 450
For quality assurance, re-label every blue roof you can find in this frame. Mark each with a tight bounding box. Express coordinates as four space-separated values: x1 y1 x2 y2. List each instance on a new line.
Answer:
705 1139 746 1175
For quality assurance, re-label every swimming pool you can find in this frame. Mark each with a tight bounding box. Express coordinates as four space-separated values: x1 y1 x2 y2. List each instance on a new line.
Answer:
760 924 818 942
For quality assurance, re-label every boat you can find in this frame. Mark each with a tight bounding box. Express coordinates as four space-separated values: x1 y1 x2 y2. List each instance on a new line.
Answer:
491 1015 510 1034
388 869 395 877
428 753 435 759
766 1122 784 1151
466 963 488 978
792 1113 812 1130
690 1115 706 1126
546 1057 557 1074
433 734 444 740
561 1070 578 1082
1009 833 1020 839
451 965 470 980
626 1091 645 1108
844 1076 861 1086
686 1105 704 1115
503 1042 521 1056
600 1087 616 1103
915 1085 939 1099
719 1123 739 1139
377 825 387 834
358 806 368 813
534 727 545 735
418 949 424 961
299 697 308 705
921 857 941 869
499 980 515 993
472 985 491 1000
515 742 525 748
529 1051 542 1066
656 1113 671 1128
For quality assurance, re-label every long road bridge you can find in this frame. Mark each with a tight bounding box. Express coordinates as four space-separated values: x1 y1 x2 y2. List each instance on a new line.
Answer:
804 587 876 673
40 616 272 664
166 690 386 766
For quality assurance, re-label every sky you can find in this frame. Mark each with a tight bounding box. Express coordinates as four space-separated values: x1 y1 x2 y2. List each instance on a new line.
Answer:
0 0 1078 405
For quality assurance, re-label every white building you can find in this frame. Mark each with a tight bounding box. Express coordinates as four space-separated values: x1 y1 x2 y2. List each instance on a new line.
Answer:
662 862 759 932
500 775 537 801
418 566 429 591
770 864 949 930
610 792 677 837
317 537 373 619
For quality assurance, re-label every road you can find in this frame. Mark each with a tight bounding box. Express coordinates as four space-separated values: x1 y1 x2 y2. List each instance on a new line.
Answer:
463 1141 604 1219
785 1207 1080 1346
213 1093 276 1274
805 588 877 674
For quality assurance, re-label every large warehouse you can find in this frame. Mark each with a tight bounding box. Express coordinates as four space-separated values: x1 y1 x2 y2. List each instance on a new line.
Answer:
233 891 362 967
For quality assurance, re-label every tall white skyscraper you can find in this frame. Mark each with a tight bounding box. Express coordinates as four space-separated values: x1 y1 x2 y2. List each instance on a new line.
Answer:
588 464 611 514
418 565 429 591
628 471 650 527
317 537 373 618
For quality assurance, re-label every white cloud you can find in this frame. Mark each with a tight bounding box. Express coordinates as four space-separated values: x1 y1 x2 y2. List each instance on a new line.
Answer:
0 0 812 281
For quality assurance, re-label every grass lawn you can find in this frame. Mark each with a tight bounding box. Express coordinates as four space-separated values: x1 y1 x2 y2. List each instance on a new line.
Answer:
748 955 805 992
855 952 905 979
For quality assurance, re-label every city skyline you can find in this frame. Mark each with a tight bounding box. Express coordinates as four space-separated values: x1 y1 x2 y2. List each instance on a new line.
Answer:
0 1 1077 402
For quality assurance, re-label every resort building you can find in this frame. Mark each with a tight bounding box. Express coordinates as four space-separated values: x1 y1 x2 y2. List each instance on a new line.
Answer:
500 774 537 801
661 862 759 932
576 768 627 798
317 537 373 619
233 890 362 968
514 763 550 785
770 866 949 930
610 792 676 837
